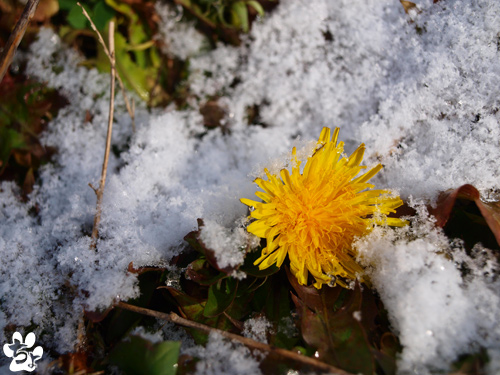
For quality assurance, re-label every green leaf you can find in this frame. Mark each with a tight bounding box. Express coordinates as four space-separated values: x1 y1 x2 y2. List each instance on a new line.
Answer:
167 287 206 322
104 0 135 17
217 5 231 28
380 332 400 359
102 31 151 101
248 272 297 349
185 258 227 286
266 277 297 349
67 3 88 29
203 278 238 317
450 349 489 375
109 335 180 375
183 219 239 274
0 128 26 168
184 224 206 255
58 0 75 11
166 287 239 344
105 0 149 68
175 0 191 6
231 2 249 32
92 1 115 30
105 271 160 343
297 284 376 375
236 275 267 297
240 248 279 277
286 266 351 312
247 0 264 16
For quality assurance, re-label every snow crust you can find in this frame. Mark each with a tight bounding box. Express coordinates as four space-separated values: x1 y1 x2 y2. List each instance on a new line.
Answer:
1 0 500 373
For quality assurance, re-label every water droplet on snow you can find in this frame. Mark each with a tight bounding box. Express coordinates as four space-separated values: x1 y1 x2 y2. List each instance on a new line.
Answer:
353 311 362 321
426 330 433 336
174 4 184 21
327 274 336 287
314 351 319 358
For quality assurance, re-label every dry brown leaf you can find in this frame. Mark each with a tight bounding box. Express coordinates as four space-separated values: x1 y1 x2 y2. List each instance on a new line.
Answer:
400 0 418 14
429 184 500 247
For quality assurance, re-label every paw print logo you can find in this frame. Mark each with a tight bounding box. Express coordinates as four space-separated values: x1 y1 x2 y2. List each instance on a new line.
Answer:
3 332 43 372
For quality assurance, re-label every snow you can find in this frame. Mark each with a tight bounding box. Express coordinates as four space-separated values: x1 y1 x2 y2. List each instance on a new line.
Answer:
0 0 499 373
129 326 165 344
355 201 500 374
187 332 262 375
155 2 207 60
242 316 273 344
199 219 258 270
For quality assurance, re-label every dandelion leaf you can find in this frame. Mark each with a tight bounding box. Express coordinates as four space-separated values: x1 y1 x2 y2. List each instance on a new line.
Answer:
185 258 227 286
109 335 180 375
203 278 239 318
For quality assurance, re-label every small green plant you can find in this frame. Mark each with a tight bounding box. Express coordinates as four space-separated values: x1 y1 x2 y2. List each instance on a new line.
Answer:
0 72 65 194
175 0 270 33
58 0 175 106
59 0 115 30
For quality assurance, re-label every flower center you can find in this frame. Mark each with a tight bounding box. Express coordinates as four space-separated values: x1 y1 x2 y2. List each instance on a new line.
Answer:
275 186 334 246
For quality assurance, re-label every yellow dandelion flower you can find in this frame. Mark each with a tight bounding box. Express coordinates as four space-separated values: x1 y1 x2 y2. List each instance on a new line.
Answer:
241 127 406 289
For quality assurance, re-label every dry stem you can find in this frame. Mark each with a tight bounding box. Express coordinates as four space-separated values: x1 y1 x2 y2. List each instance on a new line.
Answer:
77 2 136 132
0 0 40 82
117 301 355 375
89 22 116 250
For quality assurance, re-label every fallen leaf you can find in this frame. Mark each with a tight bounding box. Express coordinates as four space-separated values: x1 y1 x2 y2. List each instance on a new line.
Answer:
200 100 226 129
59 351 92 373
32 0 59 22
297 284 376 374
184 219 238 274
400 0 418 14
84 305 115 323
429 184 500 247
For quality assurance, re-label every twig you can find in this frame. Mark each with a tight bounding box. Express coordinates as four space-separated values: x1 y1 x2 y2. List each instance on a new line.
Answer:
75 315 86 352
117 302 355 375
90 21 116 250
0 0 40 82
88 183 98 194
131 98 136 133
77 2 136 132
